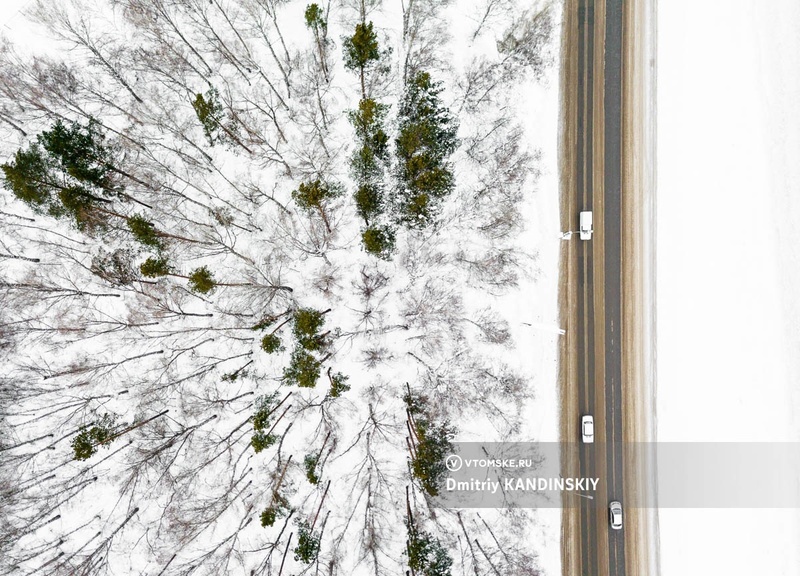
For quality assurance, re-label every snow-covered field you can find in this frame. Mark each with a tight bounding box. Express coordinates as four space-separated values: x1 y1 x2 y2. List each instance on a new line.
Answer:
658 0 800 573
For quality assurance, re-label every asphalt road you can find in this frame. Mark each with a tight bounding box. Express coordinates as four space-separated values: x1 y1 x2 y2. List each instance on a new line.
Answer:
575 0 598 574
603 0 626 574
572 0 626 574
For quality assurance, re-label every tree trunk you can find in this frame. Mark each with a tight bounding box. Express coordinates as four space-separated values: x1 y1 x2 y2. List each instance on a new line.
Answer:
277 532 293 576
310 479 330 530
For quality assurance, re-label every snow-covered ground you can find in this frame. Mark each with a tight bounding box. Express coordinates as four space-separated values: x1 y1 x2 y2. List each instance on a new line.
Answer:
0 0 563 574
1 1 37 40
658 0 800 573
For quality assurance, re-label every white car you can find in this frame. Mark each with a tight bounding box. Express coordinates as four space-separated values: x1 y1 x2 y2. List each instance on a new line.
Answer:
609 501 623 530
581 415 594 443
579 211 593 240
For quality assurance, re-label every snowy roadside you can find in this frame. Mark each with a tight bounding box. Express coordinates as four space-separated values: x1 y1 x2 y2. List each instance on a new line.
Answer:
622 0 658 574
640 0 659 570
657 1 800 574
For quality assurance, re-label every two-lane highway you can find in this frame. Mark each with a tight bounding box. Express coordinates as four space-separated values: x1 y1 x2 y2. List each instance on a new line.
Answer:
561 0 627 574
575 0 600 574
603 0 626 574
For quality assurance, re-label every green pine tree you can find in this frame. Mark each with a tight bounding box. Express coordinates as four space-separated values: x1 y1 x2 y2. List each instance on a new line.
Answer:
304 3 330 80
192 88 225 146
294 521 321 564
349 100 389 153
188 266 215 294
411 419 455 497
291 180 341 233
39 119 116 191
56 185 110 230
252 393 280 431
251 431 278 453
127 214 164 250
1 144 56 212
348 99 389 185
404 389 455 496
292 308 329 351
395 71 458 228
140 256 170 278
343 22 380 73
71 414 117 461
2 120 122 229
348 97 393 256
260 501 288 527
354 183 382 224
261 333 283 354
406 518 453 576
361 225 395 259
304 3 327 33
303 453 320 485
282 349 322 388
260 507 278 527
328 371 350 398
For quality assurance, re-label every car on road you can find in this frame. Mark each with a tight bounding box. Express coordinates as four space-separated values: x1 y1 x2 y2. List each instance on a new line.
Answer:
609 501 623 530
579 211 593 240
581 415 594 443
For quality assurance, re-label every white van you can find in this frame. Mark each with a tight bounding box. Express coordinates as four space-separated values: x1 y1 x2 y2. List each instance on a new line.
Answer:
579 211 593 240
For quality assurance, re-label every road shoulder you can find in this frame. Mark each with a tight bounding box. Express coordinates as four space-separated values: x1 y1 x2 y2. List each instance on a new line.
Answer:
621 0 658 574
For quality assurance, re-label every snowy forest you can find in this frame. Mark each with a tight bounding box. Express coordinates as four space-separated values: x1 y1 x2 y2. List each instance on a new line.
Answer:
0 0 556 574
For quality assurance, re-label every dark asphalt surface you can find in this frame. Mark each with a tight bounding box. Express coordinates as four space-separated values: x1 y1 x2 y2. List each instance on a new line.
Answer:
576 0 597 574
574 0 626 574
603 0 625 574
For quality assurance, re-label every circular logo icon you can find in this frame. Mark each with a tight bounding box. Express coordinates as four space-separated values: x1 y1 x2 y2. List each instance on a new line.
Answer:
445 454 463 472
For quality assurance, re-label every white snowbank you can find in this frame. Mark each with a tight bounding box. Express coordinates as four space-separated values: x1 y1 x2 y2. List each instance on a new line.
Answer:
658 0 800 573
